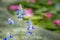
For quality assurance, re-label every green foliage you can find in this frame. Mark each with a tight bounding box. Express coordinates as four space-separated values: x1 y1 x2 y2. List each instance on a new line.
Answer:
8 0 60 33
21 0 60 33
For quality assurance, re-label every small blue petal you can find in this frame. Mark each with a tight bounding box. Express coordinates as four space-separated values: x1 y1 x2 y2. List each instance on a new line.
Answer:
8 21 12 25
32 26 35 29
18 16 21 18
17 13 20 15
22 13 25 15
3 37 7 40
18 15 24 19
27 27 30 30
10 35 13 38
18 16 22 18
10 22 12 25
28 31 32 35
16 10 21 13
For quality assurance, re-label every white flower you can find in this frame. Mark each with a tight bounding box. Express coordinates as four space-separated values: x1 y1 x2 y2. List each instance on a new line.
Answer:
8 18 15 25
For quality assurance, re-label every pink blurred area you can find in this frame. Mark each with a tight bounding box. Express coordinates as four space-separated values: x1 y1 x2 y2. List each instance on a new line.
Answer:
9 5 19 10
45 12 52 20
25 8 33 17
54 20 60 27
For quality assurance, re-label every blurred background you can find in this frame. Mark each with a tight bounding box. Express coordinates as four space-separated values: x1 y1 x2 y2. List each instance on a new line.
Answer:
8 0 60 34
0 0 60 40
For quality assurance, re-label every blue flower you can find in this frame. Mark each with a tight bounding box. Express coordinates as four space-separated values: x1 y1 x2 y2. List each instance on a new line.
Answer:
10 35 13 38
32 26 35 29
16 10 21 13
16 10 21 15
17 13 20 15
8 21 12 25
7 18 15 25
21 13 25 16
3 35 14 40
3 37 7 40
27 27 30 30
28 31 32 35
17 15 24 19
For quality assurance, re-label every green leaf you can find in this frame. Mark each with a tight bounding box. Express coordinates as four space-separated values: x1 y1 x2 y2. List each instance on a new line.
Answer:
41 7 48 12
31 16 43 20
50 10 57 14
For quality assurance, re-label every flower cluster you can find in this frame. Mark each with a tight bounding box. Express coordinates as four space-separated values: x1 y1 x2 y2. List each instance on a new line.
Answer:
3 32 16 40
7 4 25 25
26 19 35 35
7 4 35 36
7 18 15 25
16 4 25 21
